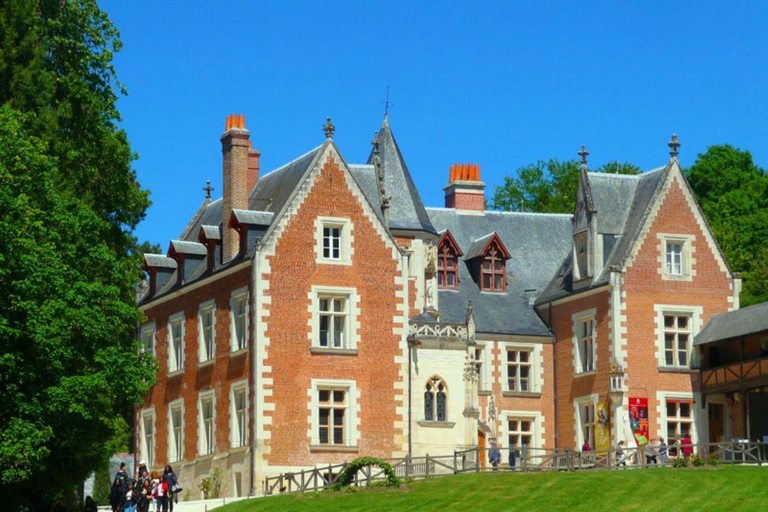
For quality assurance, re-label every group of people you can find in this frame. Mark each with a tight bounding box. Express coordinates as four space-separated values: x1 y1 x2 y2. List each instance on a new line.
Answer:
108 462 180 512
611 433 694 467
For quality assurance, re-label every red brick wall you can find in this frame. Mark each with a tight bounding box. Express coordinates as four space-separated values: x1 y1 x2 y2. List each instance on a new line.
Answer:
140 265 252 471
445 191 484 211
622 176 733 440
261 152 405 465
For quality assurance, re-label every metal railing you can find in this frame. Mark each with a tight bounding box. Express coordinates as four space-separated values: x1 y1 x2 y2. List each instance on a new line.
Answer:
263 442 768 495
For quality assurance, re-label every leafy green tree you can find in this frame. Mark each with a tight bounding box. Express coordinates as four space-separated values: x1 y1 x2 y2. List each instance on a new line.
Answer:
0 0 155 506
491 159 639 213
687 145 768 306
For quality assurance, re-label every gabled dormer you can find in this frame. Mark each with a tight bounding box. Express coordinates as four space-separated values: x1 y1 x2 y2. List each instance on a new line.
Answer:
463 232 511 292
572 148 600 287
168 240 207 286
437 230 463 289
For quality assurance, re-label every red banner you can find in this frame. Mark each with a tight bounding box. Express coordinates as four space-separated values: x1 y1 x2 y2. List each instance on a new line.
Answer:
628 397 649 445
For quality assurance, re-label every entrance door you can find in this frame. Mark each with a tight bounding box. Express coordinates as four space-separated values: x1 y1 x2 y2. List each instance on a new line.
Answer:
709 403 724 443
478 430 486 468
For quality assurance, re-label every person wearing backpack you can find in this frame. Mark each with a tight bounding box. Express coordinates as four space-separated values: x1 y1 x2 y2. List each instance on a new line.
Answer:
108 478 125 512
162 465 177 512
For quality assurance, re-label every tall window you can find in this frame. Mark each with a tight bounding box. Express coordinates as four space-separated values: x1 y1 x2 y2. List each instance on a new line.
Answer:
579 403 595 448
666 242 683 275
231 385 247 448
319 296 347 349
424 376 447 422
575 232 588 279
438 244 459 289
199 303 215 362
481 243 506 291
507 350 532 392
141 411 155 468
200 394 215 455
507 418 533 448
578 318 595 373
666 400 693 448
140 325 155 355
318 389 346 445
664 314 691 367
322 226 341 260
474 346 486 390
231 292 247 351
169 402 183 462
169 315 184 373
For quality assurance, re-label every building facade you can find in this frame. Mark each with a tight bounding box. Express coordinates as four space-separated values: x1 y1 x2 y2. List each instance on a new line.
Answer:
136 115 740 497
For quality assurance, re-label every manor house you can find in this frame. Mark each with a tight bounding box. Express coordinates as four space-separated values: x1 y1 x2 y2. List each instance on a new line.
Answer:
136 114 744 497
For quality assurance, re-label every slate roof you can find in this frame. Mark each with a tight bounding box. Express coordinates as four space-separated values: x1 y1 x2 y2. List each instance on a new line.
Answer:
231 209 274 226
694 302 768 346
536 166 668 305
463 233 497 261
366 116 437 235
200 225 221 240
144 254 177 269
169 239 207 256
427 208 573 337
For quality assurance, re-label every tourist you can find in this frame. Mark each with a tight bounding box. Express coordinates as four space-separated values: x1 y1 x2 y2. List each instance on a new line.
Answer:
508 444 517 470
489 440 501 471
83 497 97 512
124 481 137 512
646 438 658 465
137 460 149 479
150 470 163 512
658 437 668 465
681 433 694 460
137 479 152 512
162 465 178 512
115 462 129 492
108 478 125 512
615 440 627 468
581 440 592 452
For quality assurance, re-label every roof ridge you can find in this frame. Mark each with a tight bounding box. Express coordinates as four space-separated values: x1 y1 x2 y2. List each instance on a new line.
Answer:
426 207 572 218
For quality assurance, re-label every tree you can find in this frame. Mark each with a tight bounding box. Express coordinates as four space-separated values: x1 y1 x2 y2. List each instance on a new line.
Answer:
0 1 155 506
491 159 639 213
686 145 768 306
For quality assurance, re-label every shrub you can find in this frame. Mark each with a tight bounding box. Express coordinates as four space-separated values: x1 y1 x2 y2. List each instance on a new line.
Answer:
673 457 689 468
334 457 401 490
691 456 706 467
708 455 720 466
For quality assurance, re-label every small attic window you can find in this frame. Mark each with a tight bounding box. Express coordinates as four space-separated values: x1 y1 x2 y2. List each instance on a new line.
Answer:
574 232 589 280
437 231 463 290
481 240 506 292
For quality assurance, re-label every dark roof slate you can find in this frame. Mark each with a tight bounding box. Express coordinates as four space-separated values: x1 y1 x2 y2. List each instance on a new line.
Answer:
694 302 768 346
427 208 572 337
366 117 437 235
231 209 274 226
144 254 177 269
169 240 207 256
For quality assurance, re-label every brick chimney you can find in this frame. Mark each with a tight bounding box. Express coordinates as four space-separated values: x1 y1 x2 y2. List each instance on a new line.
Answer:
444 163 485 211
248 141 260 193
221 114 251 262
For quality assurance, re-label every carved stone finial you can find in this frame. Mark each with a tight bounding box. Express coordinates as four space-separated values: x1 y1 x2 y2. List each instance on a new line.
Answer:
668 133 681 158
203 180 214 199
323 117 335 139
466 300 476 343
578 144 589 168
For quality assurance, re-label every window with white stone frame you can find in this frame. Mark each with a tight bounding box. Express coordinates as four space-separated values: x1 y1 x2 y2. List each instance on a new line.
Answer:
665 399 694 454
507 349 533 392
574 232 589 279
658 233 694 280
230 288 248 352
309 380 358 448
575 395 598 449
474 345 489 391
140 323 155 356
168 313 184 373
664 314 691 368
507 417 534 449
140 409 155 468
198 391 215 456
168 400 183 463
572 310 597 375
424 376 448 422
198 301 216 363
311 286 358 351
230 382 248 448
315 217 353 265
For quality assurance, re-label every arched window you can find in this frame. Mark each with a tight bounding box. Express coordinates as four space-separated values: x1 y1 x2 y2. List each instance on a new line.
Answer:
424 376 448 422
437 231 462 289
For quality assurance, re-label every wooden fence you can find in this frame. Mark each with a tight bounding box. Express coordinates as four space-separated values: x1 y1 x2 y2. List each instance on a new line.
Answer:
263 441 768 495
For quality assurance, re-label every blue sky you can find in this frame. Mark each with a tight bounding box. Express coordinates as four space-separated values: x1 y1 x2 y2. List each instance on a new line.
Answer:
101 1 768 248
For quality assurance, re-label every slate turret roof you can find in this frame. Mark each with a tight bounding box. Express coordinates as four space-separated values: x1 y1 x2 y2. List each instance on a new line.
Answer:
427 208 573 337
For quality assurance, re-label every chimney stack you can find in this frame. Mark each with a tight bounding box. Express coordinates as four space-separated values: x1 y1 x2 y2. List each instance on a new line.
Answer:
247 141 261 193
444 163 485 211
221 114 251 262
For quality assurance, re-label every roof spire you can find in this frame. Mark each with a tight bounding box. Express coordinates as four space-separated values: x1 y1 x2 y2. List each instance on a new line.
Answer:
203 180 214 199
668 133 680 158
323 117 335 139
383 86 393 119
578 144 589 170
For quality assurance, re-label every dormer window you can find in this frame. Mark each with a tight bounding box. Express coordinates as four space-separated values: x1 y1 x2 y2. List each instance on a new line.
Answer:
482 243 506 291
436 231 463 290
574 232 589 280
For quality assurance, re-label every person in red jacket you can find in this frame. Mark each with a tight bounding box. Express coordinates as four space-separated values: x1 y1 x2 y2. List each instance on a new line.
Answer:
680 433 694 460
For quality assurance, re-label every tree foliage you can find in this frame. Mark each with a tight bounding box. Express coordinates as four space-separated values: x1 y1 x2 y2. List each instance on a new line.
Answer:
491 159 639 213
686 145 768 306
0 0 155 505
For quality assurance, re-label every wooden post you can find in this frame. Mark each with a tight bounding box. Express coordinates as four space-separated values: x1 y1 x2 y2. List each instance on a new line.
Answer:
454 451 458 474
522 446 528 472
426 453 431 478
476 446 481 472
406 453 411 479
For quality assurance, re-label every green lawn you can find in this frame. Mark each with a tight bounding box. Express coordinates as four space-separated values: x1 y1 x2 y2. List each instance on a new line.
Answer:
219 467 768 512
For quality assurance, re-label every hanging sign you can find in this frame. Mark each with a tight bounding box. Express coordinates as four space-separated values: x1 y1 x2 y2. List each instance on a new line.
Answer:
628 397 649 445
595 401 611 451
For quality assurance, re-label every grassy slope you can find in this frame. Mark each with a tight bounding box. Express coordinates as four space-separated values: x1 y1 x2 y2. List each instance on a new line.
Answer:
220 467 768 512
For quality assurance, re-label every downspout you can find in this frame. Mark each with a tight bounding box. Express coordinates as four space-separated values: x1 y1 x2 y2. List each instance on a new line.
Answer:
550 303 558 449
